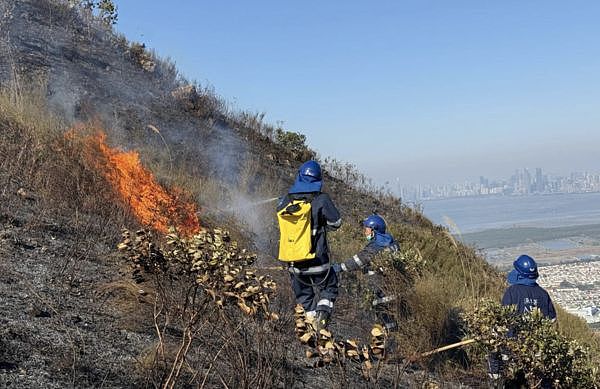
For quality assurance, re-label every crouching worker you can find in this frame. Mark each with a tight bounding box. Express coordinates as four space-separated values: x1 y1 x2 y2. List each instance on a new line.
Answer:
277 160 342 330
488 254 556 387
332 214 399 331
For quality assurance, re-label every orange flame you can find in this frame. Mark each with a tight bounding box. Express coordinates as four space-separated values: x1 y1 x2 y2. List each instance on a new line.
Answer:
74 125 200 236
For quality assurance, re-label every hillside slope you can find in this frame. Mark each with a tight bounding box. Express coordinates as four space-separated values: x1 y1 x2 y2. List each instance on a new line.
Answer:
1 1 598 388
0 0 413 248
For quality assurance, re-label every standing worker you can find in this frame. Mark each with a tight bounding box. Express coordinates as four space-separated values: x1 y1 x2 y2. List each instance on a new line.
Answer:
502 254 556 319
332 214 400 331
277 160 342 330
488 254 556 387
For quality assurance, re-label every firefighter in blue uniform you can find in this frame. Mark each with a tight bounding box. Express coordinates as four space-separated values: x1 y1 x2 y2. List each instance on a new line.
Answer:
277 160 342 329
488 254 556 387
332 214 399 331
502 255 556 319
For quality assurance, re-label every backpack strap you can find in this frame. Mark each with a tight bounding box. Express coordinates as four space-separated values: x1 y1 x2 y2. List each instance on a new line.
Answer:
280 193 317 215
289 192 318 203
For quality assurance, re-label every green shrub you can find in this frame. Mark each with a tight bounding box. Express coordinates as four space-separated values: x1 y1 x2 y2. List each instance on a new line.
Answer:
465 300 599 388
70 0 118 24
274 128 312 160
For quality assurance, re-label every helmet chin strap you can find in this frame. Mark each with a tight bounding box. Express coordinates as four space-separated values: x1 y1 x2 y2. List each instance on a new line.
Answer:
366 232 374 241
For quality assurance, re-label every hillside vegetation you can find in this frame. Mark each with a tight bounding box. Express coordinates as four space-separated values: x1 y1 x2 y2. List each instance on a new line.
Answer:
1 1 598 387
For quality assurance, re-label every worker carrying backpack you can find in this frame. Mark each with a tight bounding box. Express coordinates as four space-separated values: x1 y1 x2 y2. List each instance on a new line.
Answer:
277 195 316 262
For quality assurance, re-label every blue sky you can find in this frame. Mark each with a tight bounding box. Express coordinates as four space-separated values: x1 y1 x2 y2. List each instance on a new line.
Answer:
115 1 600 185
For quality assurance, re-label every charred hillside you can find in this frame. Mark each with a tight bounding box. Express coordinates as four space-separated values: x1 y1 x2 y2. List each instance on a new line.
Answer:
1 1 598 388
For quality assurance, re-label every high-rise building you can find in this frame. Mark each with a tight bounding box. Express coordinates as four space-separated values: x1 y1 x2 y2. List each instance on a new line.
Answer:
479 176 488 188
514 168 531 194
523 168 532 194
535 167 544 192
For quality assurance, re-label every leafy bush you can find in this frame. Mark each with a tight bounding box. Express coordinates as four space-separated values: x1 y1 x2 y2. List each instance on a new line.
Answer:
465 300 599 388
70 0 118 24
274 128 312 160
118 228 278 318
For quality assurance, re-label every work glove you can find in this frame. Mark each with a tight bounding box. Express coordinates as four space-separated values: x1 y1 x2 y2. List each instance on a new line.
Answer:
331 263 343 274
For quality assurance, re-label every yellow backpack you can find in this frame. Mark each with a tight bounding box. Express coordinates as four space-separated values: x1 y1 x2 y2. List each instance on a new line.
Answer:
277 198 316 262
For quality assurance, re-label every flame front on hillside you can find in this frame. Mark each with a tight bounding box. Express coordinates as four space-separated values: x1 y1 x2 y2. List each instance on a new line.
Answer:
74 125 201 235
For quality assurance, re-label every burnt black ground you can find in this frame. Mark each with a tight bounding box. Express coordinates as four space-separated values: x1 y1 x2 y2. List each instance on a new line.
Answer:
0 190 154 388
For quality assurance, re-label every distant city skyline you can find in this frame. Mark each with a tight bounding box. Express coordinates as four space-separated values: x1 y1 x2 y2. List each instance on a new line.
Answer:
400 166 600 201
371 148 600 187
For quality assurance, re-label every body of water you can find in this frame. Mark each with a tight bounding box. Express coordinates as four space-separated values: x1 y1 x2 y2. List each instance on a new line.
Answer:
421 192 600 233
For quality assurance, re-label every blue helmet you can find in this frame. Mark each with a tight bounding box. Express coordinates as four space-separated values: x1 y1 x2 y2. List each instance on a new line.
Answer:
363 214 386 233
513 254 539 279
299 160 322 181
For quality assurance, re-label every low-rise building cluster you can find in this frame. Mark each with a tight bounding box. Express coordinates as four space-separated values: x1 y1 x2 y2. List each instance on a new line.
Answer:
538 260 600 323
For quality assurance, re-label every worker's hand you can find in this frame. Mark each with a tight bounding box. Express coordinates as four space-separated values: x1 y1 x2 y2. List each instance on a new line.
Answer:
331 263 343 274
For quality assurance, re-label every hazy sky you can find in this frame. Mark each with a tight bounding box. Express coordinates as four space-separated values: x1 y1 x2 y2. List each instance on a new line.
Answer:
116 1 600 185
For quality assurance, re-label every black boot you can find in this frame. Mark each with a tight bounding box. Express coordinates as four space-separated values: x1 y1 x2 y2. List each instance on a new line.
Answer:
315 310 330 331
380 312 397 332
487 352 504 389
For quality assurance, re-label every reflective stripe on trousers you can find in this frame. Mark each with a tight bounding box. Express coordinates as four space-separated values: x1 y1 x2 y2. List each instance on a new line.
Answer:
316 298 333 310
372 295 396 306
288 264 330 276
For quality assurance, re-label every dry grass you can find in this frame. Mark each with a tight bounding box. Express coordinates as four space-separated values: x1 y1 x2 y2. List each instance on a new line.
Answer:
97 279 154 331
0 84 62 135
0 85 135 241
129 266 294 389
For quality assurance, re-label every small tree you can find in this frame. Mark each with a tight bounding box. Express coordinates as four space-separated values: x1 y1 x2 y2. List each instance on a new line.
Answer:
96 0 118 24
70 0 118 25
275 128 311 160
